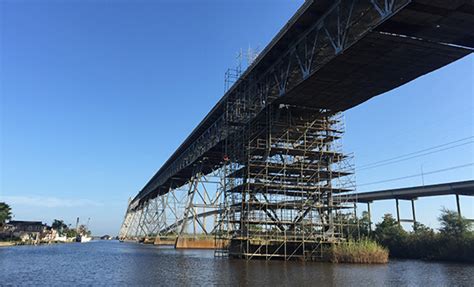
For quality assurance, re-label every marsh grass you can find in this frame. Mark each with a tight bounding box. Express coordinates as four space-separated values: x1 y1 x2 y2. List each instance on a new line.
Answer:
327 239 389 264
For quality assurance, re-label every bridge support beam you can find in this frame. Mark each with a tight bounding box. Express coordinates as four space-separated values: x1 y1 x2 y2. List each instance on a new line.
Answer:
396 199 400 225
367 201 372 233
395 198 417 228
456 194 462 217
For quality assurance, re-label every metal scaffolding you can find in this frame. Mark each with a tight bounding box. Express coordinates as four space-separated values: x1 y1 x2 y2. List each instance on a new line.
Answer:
215 103 355 260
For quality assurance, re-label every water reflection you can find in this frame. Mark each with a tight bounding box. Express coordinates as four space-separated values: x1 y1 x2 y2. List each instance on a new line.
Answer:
0 241 472 286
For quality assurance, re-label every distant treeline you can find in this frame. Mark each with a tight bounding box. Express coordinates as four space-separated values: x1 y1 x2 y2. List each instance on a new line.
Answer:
346 209 474 263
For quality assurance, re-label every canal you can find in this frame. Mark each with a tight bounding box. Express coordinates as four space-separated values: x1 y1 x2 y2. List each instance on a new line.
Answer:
1 241 472 286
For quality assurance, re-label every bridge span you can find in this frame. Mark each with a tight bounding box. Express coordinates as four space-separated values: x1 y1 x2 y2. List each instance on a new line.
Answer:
344 180 474 228
120 0 474 260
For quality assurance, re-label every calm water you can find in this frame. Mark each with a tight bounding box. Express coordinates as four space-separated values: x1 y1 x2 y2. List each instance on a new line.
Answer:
0 241 472 286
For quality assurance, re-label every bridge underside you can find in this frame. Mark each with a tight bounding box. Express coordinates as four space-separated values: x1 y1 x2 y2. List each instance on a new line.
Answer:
120 0 474 260
132 0 473 206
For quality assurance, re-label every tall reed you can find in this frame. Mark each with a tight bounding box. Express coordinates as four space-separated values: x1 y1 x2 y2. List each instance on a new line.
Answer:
327 239 389 264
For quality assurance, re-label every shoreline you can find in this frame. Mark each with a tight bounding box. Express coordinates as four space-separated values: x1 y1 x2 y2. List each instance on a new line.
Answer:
0 241 16 247
0 240 77 247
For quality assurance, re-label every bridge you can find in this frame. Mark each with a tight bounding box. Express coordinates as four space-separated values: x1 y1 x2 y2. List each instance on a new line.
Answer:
119 0 474 260
341 180 474 229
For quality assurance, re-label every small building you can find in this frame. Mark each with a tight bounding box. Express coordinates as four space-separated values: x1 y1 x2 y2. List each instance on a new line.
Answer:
8 221 49 242
8 221 47 233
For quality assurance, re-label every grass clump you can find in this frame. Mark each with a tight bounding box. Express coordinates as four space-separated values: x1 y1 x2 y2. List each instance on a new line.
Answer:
328 239 388 264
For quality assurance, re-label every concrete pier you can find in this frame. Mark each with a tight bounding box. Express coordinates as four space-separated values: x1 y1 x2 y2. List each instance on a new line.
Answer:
154 236 176 246
175 236 227 249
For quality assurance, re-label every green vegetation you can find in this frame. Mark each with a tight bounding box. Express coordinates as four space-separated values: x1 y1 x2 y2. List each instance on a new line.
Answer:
0 202 12 226
372 209 474 263
340 211 371 239
0 202 15 242
332 208 473 263
372 214 407 257
51 219 91 237
327 239 389 264
66 228 78 238
52 219 68 236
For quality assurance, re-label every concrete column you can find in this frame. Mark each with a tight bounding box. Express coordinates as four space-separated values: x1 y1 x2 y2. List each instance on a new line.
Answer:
411 199 416 226
354 202 360 238
456 194 462 217
396 199 400 225
367 202 372 232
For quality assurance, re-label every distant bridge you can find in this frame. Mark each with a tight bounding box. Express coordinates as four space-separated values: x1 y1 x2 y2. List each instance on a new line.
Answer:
120 0 474 260
342 180 474 227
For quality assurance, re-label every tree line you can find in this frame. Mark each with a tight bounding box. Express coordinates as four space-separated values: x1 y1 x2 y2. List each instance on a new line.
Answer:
51 219 91 237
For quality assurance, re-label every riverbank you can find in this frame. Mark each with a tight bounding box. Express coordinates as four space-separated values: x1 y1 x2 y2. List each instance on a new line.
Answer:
0 240 78 247
0 241 16 247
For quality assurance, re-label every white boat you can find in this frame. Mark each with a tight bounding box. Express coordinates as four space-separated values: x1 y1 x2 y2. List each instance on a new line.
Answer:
76 234 92 243
74 217 92 243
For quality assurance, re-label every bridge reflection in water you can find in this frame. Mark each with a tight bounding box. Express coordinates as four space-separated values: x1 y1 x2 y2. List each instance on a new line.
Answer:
119 0 474 260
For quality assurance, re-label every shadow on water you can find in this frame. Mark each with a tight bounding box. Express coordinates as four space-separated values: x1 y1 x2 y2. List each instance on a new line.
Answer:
1 241 472 286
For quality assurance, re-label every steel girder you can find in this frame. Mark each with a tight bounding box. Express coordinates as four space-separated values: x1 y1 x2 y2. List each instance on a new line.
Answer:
121 168 224 241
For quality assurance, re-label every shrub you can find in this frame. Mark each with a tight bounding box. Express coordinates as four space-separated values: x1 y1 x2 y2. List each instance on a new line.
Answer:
371 210 474 263
373 214 407 257
438 208 472 237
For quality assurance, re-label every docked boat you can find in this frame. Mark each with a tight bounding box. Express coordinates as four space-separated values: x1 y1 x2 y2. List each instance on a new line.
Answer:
74 217 92 243
76 234 92 243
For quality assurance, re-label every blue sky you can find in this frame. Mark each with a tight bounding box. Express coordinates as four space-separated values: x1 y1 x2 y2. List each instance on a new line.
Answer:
1 0 473 235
